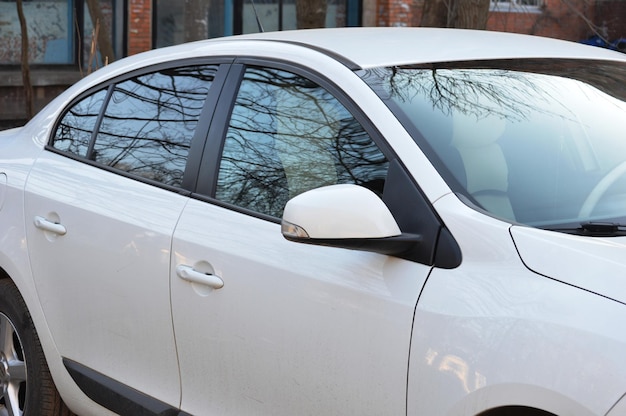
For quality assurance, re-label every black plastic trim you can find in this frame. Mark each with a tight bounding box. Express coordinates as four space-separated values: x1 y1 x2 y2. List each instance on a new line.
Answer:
49 56 236 141
383 159 444 264
46 58 235 195
434 226 462 269
63 358 182 416
181 63 232 191
194 57 396 200
196 63 246 197
284 233 423 256
189 58 460 267
86 84 114 160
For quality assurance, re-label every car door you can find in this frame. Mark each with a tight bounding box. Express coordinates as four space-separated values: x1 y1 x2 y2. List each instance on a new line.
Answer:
24 63 222 412
171 62 443 415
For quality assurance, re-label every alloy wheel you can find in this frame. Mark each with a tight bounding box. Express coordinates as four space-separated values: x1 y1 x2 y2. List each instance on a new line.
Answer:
0 312 26 416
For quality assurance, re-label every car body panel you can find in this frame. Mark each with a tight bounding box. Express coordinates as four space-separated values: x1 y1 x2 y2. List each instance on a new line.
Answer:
228 27 626 68
24 150 186 408
607 393 626 416
511 226 626 304
171 198 429 415
0 119 120 415
408 193 626 415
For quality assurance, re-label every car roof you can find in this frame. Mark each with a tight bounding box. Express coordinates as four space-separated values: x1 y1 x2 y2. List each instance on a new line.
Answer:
53 27 626 108
220 27 626 69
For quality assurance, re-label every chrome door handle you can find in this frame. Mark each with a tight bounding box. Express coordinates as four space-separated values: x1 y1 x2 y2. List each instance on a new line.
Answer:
176 265 224 289
34 216 67 236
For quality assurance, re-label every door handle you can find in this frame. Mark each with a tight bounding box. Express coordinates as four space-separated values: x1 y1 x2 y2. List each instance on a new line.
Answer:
176 265 224 289
34 216 67 236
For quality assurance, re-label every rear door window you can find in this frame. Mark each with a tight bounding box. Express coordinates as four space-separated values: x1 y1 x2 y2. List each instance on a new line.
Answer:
52 64 219 188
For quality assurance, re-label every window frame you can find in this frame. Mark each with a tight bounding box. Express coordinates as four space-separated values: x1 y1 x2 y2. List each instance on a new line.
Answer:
490 0 542 13
193 57 398 222
191 57 456 267
44 56 457 267
46 57 234 194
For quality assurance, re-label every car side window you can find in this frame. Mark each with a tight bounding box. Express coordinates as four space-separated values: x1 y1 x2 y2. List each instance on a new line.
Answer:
52 65 218 188
216 66 389 218
93 66 217 187
53 90 108 157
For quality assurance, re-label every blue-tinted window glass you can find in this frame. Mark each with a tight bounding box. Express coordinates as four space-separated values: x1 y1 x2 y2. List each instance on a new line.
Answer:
217 66 387 218
53 89 107 156
94 65 217 187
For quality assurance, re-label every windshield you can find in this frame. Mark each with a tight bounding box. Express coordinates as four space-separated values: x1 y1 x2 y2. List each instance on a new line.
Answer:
361 59 626 231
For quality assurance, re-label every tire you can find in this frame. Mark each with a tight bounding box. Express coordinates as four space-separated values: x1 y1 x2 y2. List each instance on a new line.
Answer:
0 279 74 416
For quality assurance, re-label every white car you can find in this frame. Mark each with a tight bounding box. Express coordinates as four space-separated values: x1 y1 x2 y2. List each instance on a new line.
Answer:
1 27 626 416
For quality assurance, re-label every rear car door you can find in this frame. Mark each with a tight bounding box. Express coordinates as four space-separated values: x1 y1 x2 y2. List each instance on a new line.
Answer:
171 62 445 415
23 63 222 412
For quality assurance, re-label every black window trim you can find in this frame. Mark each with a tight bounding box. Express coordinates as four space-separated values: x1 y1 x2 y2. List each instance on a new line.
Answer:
194 56 398 210
46 57 235 196
190 57 461 267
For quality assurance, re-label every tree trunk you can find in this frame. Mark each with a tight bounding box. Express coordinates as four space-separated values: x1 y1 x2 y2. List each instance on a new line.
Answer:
296 0 327 29
184 0 210 42
420 0 448 27
16 0 34 119
452 0 490 29
420 0 490 29
85 0 115 64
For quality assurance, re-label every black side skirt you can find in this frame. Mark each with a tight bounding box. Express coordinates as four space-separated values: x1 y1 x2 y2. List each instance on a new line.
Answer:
63 358 191 416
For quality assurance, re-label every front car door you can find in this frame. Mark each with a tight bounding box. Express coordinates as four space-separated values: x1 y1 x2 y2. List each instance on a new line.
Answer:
24 63 220 412
171 62 443 414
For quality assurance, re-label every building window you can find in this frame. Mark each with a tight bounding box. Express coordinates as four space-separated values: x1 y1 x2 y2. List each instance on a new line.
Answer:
235 0 349 34
0 0 118 66
490 0 542 13
154 0 225 48
0 0 73 64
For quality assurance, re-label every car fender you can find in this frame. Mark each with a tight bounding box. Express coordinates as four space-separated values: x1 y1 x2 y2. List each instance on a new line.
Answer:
407 193 626 415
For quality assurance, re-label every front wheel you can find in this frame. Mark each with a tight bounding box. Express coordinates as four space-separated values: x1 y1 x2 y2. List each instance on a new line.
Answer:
0 279 73 416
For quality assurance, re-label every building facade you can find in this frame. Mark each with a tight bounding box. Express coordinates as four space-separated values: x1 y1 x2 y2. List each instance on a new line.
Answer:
1 0 624 129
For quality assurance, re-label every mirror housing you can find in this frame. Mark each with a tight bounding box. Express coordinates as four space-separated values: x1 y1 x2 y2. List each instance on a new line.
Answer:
281 184 421 256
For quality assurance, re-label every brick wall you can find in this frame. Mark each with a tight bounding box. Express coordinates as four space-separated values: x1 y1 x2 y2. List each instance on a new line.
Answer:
377 0 415 27
378 0 622 43
488 0 595 41
0 71 81 130
128 0 153 55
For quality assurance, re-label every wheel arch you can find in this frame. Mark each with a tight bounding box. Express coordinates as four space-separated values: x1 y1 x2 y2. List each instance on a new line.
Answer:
0 264 115 415
442 383 600 416
477 406 556 416
0 264 9 280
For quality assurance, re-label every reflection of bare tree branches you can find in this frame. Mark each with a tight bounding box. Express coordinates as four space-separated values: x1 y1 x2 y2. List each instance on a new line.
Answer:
216 66 388 218
54 65 218 187
54 90 108 156
366 65 563 122
363 59 626 122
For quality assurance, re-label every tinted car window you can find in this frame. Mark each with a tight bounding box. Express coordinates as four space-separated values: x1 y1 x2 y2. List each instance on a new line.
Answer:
93 65 217 187
216 66 388 218
53 90 108 157
363 60 626 229
53 65 218 188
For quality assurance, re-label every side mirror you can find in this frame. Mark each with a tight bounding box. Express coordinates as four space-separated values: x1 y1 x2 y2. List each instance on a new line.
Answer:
281 184 421 256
